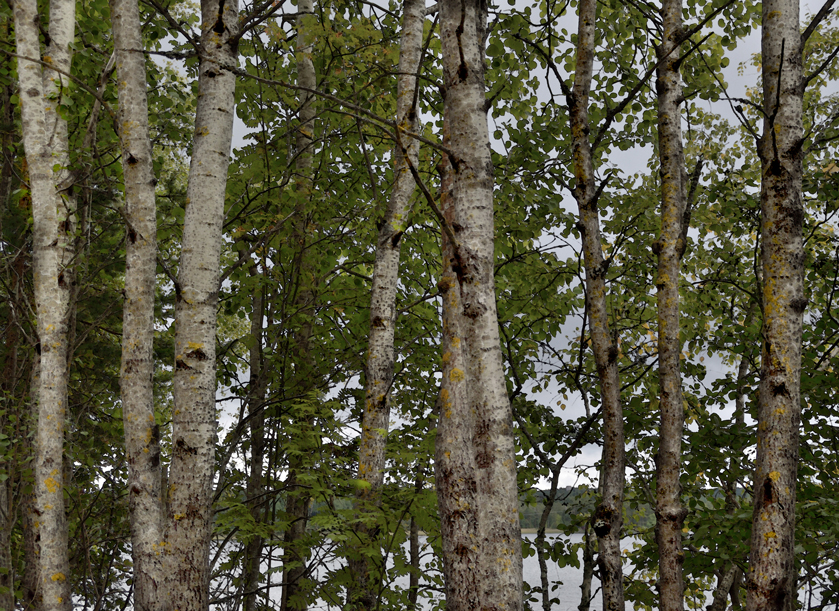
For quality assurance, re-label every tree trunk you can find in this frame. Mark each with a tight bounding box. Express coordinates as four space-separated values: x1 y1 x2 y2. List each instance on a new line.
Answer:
281 3 318 610
437 0 523 606
350 0 424 606
434 157 481 611
110 0 165 608
747 1 804 609
654 2 689 610
567 1 624 609
166 0 239 608
244 268 267 611
578 522 595 611
12 0 76 607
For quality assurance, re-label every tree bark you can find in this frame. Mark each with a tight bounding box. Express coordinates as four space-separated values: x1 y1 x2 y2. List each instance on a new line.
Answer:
437 0 523 606
435 157 481 611
110 0 166 608
350 0 424 606
747 1 804 610
578 522 595 611
12 0 76 607
654 2 689 610
166 0 239 608
567 1 624 610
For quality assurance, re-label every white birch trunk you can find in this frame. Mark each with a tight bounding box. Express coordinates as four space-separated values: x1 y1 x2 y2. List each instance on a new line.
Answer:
13 0 76 607
350 0 424 606
110 0 165 608
166 0 238 608
654 2 688 609
747 1 804 609
438 0 522 606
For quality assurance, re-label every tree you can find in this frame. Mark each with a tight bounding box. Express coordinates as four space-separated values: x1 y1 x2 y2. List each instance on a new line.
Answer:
747 0 805 609
653 1 692 609
436 0 523 607
110 0 165 608
166 0 239 608
13 0 77 607
349 0 424 606
566 1 625 608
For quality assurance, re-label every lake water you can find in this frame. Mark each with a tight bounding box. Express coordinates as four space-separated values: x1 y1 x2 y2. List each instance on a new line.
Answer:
297 533 637 611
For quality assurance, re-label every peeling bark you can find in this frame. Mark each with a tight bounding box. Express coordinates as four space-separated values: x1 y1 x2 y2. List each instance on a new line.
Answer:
110 0 165 608
567 1 624 609
349 0 424 606
747 1 804 610
437 0 523 606
12 0 76 607
654 2 689 610
166 0 239 608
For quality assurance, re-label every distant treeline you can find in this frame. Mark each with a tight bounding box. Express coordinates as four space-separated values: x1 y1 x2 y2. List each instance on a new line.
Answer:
519 487 655 532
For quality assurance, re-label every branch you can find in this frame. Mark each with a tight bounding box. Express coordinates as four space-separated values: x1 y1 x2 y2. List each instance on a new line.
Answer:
592 0 738 150
802 0 837 46
804 41 839 87
140 0 202 51
227 62 454 157
218 212 295 287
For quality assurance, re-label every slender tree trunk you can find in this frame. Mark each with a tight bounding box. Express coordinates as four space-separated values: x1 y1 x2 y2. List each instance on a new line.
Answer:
110 1 165 609
437 0 523 607
281 4 318 611
13 0 76 607
567 1 624 609
349 0 424 606
578 522 595 611
166 0 239 608
654 2 689 610
747 1 804 609
0 472 12 611
537 472 560 611
710 309 753 611
244 269 267 611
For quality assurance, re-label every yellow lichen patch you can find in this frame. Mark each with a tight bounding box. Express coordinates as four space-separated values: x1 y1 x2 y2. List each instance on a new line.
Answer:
449 368 465 382
764 531 776 540
442 351 452 364
44 477 60 493
774 408 786 416
769 471 781 482
187 341 204 350
451 337 461 347
173 513 186 521
51 572 66 582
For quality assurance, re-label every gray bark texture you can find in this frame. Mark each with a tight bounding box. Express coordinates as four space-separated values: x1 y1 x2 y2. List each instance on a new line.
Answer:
437 0 523 606
12 0 76 607
166 0 238 608
653 1 688 610
747 0 804 609
435 158 481 611
350 0 424 606
110 0 165 608
567 1 624 609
